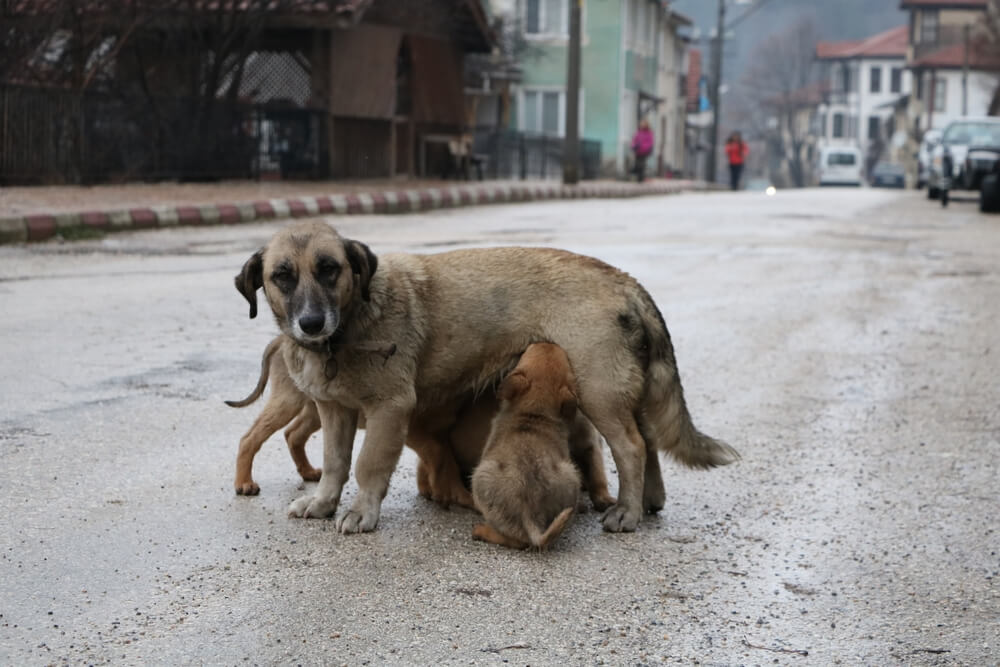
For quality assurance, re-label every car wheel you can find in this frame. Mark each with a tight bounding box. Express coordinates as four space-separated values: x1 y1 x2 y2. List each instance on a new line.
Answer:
980 174 1000 213
927 186 940 200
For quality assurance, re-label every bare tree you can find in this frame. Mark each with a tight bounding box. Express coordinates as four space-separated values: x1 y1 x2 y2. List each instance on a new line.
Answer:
977 0 1000 114
737 17 821 188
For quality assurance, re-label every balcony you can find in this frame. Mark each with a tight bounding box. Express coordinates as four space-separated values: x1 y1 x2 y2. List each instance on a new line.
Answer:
912 25 969 62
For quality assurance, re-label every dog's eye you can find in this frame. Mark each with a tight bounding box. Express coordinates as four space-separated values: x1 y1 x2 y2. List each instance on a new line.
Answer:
270 267 296 292
315 258 340 280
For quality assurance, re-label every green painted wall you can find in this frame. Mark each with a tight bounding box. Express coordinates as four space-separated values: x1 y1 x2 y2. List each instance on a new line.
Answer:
513 0 624 171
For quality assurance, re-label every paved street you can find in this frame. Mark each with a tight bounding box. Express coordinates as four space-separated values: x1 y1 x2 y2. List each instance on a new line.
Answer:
1 187 998 665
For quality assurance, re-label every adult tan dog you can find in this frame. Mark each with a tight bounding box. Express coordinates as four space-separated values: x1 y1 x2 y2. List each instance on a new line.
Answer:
471 342 586 550
227 335 616 513
234 220 737 533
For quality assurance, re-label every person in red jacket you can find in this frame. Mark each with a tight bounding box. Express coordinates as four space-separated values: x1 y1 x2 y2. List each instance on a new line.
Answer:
631 119 654 183
725 131 749 190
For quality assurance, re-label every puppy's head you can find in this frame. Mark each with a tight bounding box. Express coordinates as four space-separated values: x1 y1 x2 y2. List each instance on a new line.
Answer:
235 221 377 348
500 343 578 420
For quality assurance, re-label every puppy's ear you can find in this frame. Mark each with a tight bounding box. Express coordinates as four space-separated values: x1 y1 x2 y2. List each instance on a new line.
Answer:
558 385 578 420
499 371 531 402
344 239 378 301
234 250 264 319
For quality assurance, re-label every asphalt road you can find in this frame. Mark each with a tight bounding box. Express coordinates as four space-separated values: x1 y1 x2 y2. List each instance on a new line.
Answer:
1 187 998 665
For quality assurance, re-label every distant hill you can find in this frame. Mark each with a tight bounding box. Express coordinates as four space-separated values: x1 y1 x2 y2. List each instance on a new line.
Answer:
672 0 908 80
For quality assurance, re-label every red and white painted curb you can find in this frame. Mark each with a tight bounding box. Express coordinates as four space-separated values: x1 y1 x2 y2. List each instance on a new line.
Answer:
0 180 717 244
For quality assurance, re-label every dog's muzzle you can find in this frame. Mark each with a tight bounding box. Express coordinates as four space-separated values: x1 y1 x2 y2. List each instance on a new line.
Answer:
291 308 339 345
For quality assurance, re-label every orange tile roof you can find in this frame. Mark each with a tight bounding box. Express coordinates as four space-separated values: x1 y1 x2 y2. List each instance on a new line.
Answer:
816 25 909 60
910 40 1000 68
900 0 986 7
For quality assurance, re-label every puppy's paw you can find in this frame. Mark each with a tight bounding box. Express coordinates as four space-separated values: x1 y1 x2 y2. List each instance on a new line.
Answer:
299 467 322 483
590 490 617 513
600 504 641 533
288 494 337 519
235 480 261 496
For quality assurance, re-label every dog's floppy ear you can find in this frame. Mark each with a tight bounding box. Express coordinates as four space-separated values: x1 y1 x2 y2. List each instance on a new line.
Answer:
344 239 378 301
234 249 264 319
558 384 578 420
499 371 531 402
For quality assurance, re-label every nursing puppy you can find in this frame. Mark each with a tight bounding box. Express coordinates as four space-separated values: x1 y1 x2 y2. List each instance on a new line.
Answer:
234 221 737 534
471 343 584 550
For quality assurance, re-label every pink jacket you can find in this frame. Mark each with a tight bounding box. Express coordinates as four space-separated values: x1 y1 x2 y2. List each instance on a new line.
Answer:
631 128 653 157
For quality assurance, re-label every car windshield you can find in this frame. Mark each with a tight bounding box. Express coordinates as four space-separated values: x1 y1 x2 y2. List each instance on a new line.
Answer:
827 152 857 166
942 122 1000 146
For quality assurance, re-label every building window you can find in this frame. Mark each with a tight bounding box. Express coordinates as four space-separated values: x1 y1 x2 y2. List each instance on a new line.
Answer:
521 88 583 136
890 67 902 94
933 77 947 113
525 0 568 37
840 64 852 93
832 112 845 138
870 66 882 93
920 10 939 44
868 116 881 141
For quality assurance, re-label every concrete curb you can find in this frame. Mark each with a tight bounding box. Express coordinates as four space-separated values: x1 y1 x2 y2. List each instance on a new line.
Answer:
0 180 720 245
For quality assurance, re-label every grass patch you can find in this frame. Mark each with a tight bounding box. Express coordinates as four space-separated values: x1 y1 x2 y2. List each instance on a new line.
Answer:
57 225 107 241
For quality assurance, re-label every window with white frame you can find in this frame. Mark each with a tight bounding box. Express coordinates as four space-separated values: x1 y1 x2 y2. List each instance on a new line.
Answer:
832 112 845 138
933 77 946 113
525 0 568 37
890 67 902 94
520 87 584 136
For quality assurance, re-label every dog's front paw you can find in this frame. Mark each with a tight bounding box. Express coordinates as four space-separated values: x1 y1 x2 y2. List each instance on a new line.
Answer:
335 508 379 533
287 494 337 519
335 493 381 533
600 504 641 532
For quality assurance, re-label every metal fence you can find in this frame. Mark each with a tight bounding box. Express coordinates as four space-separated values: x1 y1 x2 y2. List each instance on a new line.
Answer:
471 128 602 181
0 85 327 184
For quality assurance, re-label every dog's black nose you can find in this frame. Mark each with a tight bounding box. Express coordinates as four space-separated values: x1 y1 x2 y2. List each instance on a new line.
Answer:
298 313 326 335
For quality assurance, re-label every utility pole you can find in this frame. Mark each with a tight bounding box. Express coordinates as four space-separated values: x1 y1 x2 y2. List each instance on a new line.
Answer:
563 0 582 184
706 0 726 184
962 23 970 116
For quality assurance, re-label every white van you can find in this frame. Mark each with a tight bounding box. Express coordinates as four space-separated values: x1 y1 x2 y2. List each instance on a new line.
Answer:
817 146 863 187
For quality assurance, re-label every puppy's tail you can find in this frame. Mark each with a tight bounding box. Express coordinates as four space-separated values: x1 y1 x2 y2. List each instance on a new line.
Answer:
225 337 281 408
526 507 575 550
633 287 740 469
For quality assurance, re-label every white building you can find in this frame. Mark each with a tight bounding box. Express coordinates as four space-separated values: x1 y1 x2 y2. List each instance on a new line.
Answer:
902 0 996 133
815 25 912 161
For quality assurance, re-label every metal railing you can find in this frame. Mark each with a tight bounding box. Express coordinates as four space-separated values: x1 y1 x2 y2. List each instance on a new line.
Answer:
471 127 602 181
0 85 327 184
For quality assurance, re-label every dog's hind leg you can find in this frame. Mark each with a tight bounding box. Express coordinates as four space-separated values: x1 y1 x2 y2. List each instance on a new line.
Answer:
285 402 322 482
583 410 646 533
643 441 666 513
235 393 304 496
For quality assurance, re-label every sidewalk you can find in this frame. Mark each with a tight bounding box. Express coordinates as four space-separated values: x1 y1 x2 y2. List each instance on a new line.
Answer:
0 177 718 244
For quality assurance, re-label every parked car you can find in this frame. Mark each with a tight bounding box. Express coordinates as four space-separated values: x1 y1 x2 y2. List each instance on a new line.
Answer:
917 129 942 190
817 146 863 187
870 162 906 188
928 117 1000 204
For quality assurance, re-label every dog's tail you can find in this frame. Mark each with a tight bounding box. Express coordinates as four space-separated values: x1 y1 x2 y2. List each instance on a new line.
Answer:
225 337 281 408
633 287 740 469
526 507 575 550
